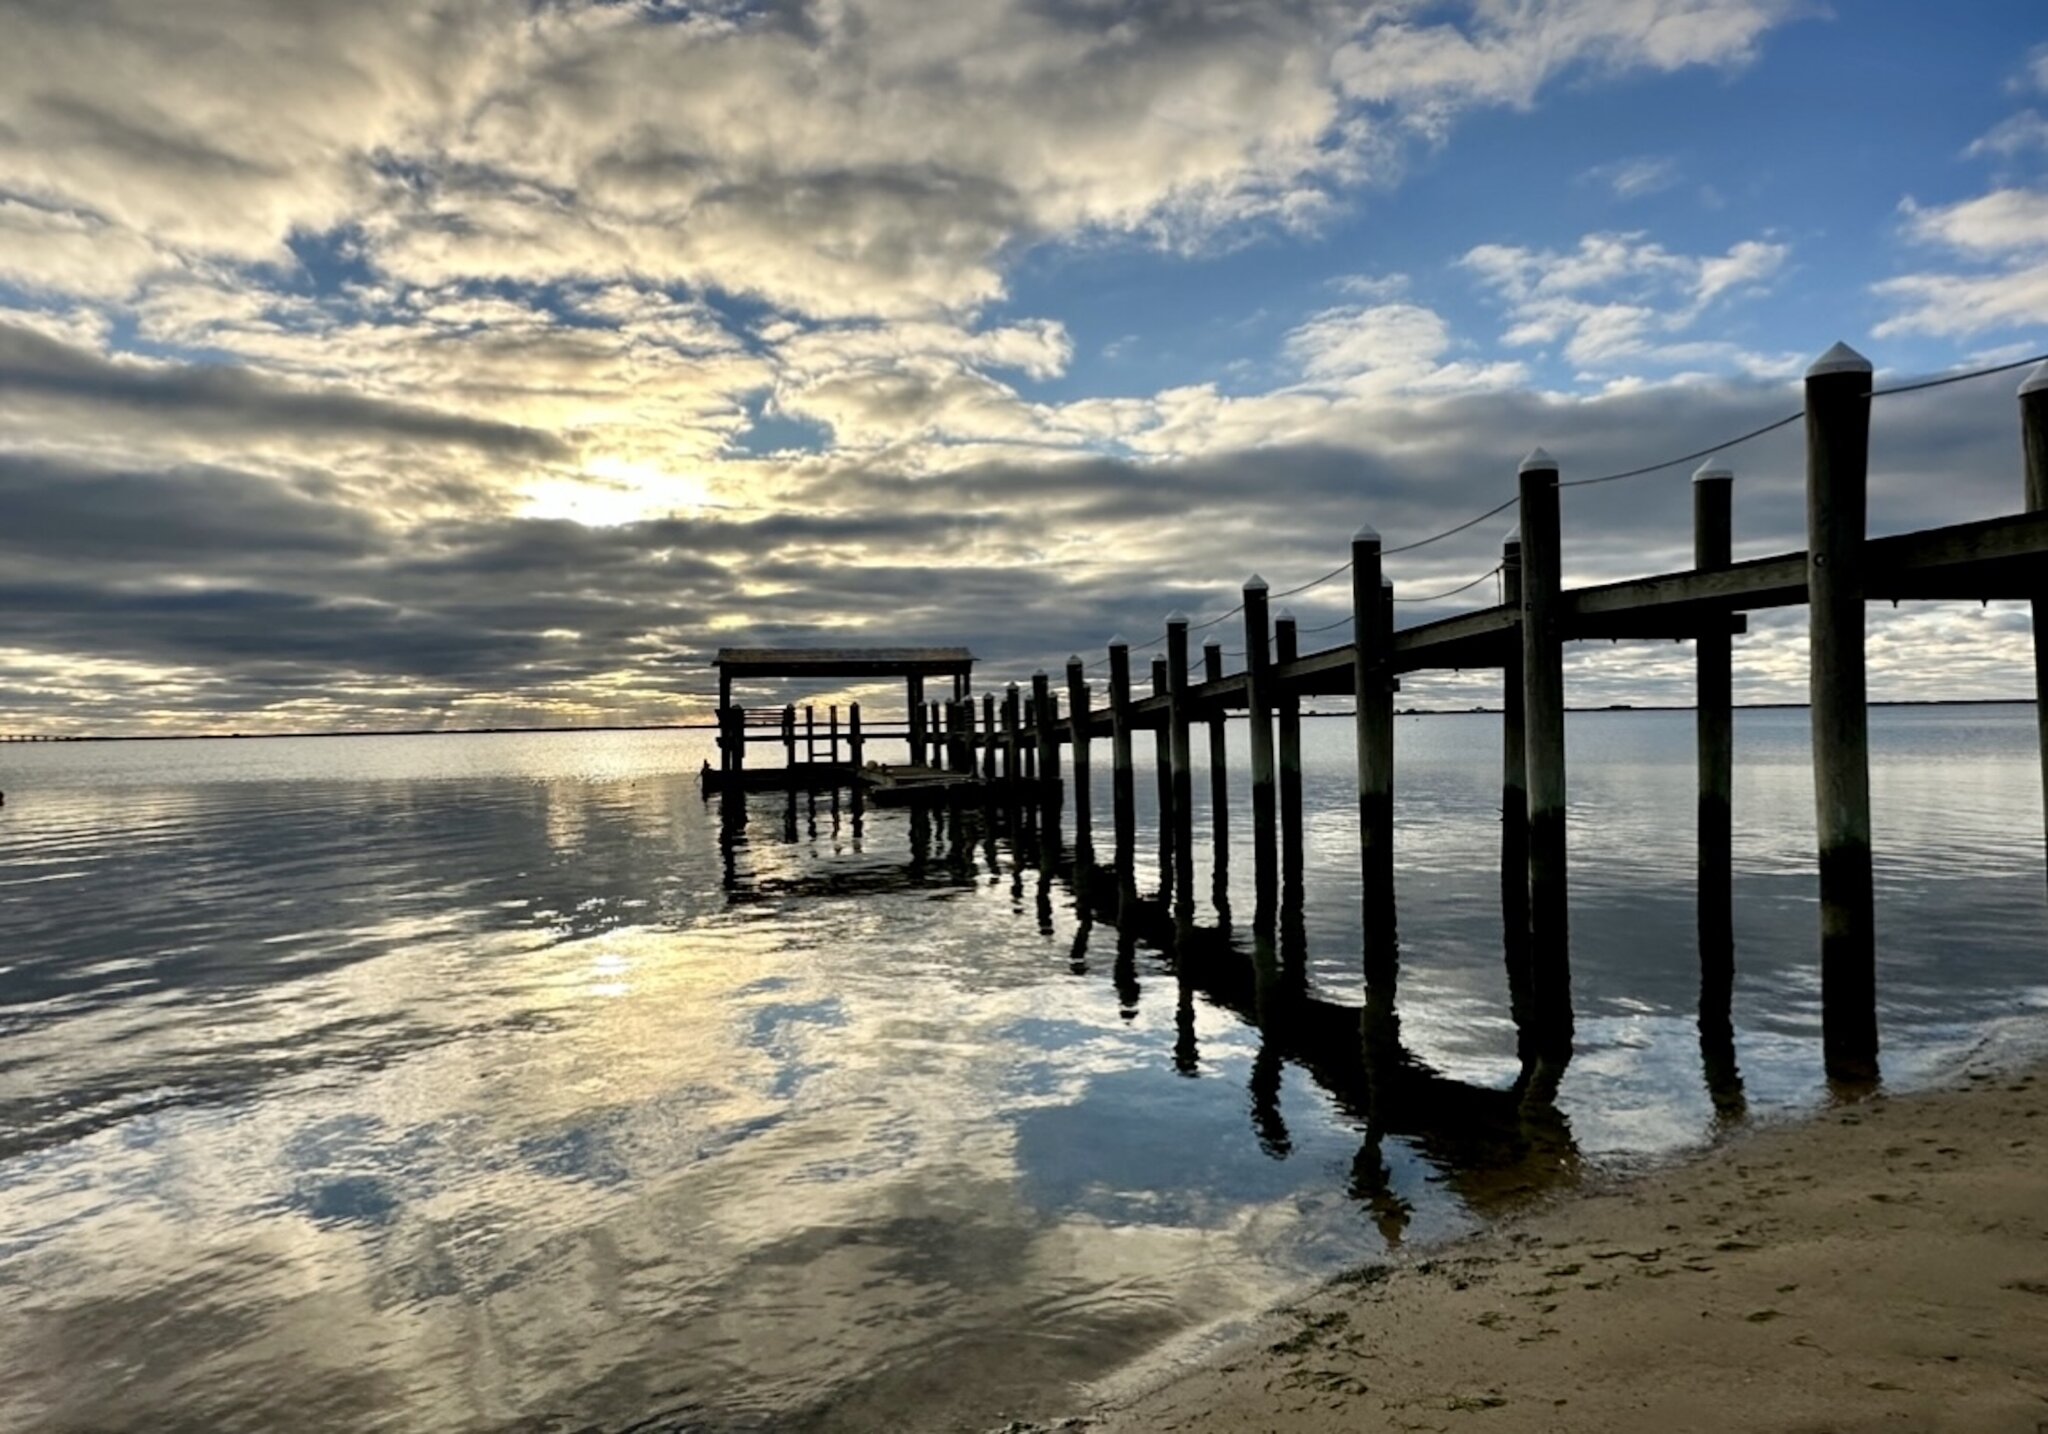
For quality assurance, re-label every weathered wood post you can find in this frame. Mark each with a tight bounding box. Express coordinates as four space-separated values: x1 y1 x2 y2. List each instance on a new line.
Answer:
1166 615 1196 921
1003 683 1022 789
1518 448 1573 1069
1275 609 1305 906
1500 527 1531 1050
1109 637 1137 865
982 693 998 780
1694 463 1736 987
907 674 926 767
1033 670 1059 793
1067 657 1093 852
717 667 734 773
804 705 816 767
1204 638 1229 890
2021 362 2048 894
849 702 864 770
1805 342 1877 1081
1351 526 1394 983
781 703 796 768
1242 577 1278 918
1150 653 1174 836
829 704 840 766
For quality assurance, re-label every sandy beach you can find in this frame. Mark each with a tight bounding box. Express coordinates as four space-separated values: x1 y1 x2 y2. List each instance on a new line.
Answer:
1067 1059 2048 1433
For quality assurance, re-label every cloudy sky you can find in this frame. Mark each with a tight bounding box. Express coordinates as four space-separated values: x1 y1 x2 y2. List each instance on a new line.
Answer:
1 0 2045 734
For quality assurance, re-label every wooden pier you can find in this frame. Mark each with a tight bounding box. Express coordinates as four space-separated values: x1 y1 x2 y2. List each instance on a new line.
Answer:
709 348 2048 1086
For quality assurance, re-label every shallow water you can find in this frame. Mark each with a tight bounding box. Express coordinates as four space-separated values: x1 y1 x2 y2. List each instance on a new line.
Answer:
0 708 2043 1431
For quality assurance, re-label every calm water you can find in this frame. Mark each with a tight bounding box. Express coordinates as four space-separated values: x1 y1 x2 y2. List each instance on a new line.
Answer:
1 708 2045 1432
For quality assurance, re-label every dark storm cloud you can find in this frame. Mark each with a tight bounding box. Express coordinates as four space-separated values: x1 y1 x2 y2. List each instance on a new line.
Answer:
0 452 380 563
0 324 572 459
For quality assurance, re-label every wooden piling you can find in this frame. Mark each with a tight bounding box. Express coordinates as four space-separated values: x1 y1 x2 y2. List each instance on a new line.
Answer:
1242 577 1278 916
982 693 998 780
1003 683 1022 789
1518 448 1573 1063
1500 528 1531 1056
1275 609 1305 904
2022 362 2048 895
829 704 840 766
805 705 816 767
1033 670 1059 792
1109 638 1136 862
1166 616 1196 918
1805 342 1877 1081
907 674 926 767
1204 638 1229 872
1694 464 1735 973
850 702 864 770
783 704 797 768
1151 655 1174 837
1067 656 1092 850
1351 527 1394 980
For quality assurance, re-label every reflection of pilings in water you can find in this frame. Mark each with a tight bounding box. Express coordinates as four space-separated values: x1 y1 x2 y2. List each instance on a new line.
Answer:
783 788 798 844
1046 846 1582 1222
1173 975 1199 1077
1249 921 1295 1157
909 806 931 881
1112 917 1140 1020
1695 998 1746 1123
719 792 748 890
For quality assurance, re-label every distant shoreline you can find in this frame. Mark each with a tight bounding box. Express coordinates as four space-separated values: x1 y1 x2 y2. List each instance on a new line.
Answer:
0 697 2035 745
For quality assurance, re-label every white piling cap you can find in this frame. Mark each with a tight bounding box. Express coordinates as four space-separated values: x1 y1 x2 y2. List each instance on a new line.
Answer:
2020 360 2048 398
1068 654 1082 667
1382 575 1394 589
1203 636 1221 649
1502 523 1521 546
1519 446 1557 474
1353 522 1380 543
1807 341 1871 377
1276 607 1296 623
1165 609 1189 625
1693 461 1734 482
1108 633 1128 647
1244 573 1268 591
1034 669 1047 679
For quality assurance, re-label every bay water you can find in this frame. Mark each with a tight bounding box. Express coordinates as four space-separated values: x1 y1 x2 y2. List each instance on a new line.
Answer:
1 707 2043 1431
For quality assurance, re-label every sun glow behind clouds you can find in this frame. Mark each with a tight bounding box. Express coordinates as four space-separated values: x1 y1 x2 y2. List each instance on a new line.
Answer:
521 458 718 527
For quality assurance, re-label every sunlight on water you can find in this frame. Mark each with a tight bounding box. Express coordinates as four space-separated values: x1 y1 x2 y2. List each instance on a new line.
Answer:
0 709 2043 1431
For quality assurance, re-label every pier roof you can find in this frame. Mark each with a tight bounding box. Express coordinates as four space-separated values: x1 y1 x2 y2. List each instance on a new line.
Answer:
713 646 974 678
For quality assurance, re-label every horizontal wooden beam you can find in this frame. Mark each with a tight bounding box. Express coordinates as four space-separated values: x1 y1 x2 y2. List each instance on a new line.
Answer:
1012 512 2048 743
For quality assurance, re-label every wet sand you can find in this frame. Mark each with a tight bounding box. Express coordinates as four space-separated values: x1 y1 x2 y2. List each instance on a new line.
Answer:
1067 1060 2048 1433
